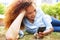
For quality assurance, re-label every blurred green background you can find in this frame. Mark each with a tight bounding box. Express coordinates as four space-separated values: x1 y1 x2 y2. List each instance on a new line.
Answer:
41 2 60 19
0 0 60 40
0 3 6 15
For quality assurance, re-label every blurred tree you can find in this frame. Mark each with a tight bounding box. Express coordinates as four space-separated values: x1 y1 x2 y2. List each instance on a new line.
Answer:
0 3 6 15
41 2 60 19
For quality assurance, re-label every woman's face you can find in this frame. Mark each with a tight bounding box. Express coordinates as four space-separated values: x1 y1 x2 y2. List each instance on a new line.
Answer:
25 4 36 21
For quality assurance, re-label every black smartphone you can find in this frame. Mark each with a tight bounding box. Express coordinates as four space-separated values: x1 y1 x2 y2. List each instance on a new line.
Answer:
37 27 46 33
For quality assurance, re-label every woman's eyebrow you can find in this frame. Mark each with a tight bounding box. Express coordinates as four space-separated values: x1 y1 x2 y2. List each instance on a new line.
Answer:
28 9 36 14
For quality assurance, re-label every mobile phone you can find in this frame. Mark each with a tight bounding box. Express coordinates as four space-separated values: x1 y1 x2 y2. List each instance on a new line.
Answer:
37 27 46 33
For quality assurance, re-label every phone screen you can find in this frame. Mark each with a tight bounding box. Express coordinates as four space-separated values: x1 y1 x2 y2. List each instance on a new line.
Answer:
37 27 46 33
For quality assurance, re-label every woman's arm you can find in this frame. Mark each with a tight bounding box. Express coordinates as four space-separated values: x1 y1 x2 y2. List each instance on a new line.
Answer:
36 9 54 38
43 27 54 36
5 10 26 40
37 28 54 39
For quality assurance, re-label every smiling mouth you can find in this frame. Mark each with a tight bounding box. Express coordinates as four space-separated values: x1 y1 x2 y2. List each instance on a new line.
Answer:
31 17 35 19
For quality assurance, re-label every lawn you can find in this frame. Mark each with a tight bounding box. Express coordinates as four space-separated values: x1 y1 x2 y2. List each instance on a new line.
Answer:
0 26 60 40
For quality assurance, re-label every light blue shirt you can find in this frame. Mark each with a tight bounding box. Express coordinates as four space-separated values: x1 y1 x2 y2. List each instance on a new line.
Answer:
23 8 53 33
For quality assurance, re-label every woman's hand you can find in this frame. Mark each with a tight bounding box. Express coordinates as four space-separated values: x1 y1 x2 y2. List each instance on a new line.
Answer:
20 9 26 14
34 32 45 39
37 28 54 39
37 32 45 39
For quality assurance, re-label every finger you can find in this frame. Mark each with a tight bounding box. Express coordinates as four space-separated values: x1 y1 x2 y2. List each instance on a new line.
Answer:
39 35 44 38
39 32 42 34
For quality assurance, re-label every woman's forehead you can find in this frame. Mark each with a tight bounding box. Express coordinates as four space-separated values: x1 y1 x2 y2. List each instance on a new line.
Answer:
26 4 36 11
26 5 35 13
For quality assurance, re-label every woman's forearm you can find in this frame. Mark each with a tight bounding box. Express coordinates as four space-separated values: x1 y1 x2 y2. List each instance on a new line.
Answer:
5 10 26 40
43 28 54 36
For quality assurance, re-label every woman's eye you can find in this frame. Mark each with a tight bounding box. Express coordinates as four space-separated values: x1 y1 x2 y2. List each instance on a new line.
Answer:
27 9 36 14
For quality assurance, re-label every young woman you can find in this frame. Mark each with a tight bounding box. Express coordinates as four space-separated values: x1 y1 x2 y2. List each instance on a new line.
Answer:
4 0 60 40
4 0 32 40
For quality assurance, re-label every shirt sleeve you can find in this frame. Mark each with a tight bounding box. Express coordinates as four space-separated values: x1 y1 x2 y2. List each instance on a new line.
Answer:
38 8 53 30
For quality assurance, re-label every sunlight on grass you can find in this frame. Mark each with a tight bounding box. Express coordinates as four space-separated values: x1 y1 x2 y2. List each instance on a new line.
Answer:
0 26 60 40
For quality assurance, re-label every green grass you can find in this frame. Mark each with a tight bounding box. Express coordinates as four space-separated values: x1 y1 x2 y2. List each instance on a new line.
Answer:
0 26 60 40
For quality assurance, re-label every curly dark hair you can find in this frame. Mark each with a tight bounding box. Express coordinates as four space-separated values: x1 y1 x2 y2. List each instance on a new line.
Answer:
4 0 32 29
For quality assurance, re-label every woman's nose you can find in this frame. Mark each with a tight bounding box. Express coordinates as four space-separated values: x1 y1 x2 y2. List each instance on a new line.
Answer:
33 12 36 16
